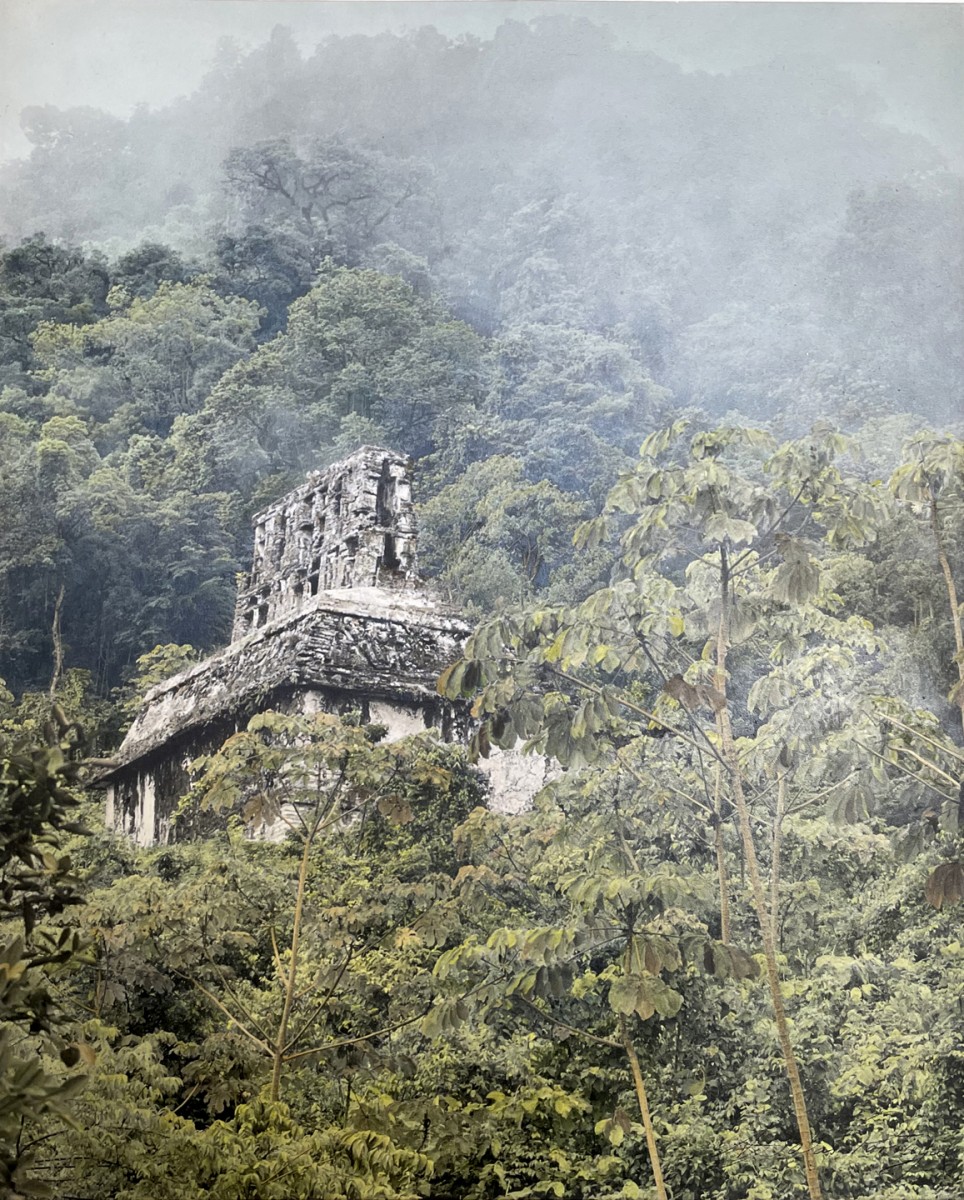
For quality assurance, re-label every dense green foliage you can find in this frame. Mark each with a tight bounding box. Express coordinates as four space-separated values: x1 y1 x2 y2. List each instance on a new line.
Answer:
0 13 962 1199
2 421 963 1198
1 16 960 695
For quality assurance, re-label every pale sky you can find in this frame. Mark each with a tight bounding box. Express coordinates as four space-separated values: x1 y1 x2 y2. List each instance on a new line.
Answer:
1 2 961 164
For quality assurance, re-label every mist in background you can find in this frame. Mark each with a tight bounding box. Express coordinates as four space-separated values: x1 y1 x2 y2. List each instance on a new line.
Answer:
0 2 961 688
2 2 960 426
1 3 961 162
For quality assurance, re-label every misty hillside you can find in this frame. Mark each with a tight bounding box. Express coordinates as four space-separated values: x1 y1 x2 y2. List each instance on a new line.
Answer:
2 18 961 424
0 14 961 697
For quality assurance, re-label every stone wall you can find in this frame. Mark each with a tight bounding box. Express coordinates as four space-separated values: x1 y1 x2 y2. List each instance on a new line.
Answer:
103 446 552 845
105 684 468 845
232 447 417 639
104 586 471 838
119 588 468 767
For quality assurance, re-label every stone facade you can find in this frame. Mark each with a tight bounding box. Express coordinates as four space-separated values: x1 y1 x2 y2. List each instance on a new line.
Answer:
103 447 548 845
232 447 418 638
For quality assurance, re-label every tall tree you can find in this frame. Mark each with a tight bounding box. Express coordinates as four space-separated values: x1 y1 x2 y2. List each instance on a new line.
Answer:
222 135 433 274
0 235 110 385
177 264 485 499
890 432 964 735
0 723 90 1195
31 280 262 440
441 421 895 1199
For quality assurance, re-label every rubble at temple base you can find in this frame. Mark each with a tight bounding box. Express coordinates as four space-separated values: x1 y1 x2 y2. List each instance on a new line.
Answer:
101 447 550 844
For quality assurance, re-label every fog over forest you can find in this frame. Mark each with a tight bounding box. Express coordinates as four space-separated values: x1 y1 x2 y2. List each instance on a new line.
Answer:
6 8 964 1200
0 1 960 691
0 0 959 689
2 2 962 421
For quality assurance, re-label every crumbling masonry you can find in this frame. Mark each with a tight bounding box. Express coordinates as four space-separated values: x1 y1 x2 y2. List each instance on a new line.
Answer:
103 447 548 844
232 449 418 637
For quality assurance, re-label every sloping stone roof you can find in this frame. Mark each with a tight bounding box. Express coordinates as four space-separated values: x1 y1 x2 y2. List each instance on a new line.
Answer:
104 587 469 776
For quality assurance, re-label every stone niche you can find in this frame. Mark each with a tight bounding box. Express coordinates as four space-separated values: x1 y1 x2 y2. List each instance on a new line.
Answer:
233 446 418 639
102 446 550 845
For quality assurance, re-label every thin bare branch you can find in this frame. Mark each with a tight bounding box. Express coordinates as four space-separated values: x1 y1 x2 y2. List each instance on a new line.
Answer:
283 1009 429 1062
513 991 620 1048
186 976 271 1055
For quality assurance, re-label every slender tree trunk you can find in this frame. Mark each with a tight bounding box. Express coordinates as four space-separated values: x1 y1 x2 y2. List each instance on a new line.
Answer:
714 819 732 945
620 1014 669 1200
770 773 787 949
714 547 823 1200
49 582 65 700
615 838 669 1200
270 814 317 1103
712 754 732 944
929 491 964 737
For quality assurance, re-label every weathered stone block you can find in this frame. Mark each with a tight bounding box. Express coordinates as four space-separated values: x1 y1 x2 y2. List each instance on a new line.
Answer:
102 447 550 843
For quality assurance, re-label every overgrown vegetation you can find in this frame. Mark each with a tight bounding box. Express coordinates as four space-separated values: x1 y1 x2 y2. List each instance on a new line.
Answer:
0 14 962 1199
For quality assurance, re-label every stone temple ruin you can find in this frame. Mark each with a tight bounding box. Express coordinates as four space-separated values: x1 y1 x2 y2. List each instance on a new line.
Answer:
103 446 548 845
232 447 419 638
